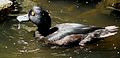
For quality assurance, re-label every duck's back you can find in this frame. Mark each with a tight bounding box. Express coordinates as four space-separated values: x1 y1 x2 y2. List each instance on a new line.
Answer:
47 23 102 41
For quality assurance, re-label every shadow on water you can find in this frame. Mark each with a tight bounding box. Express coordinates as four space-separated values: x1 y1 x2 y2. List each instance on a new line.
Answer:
0 0 120 58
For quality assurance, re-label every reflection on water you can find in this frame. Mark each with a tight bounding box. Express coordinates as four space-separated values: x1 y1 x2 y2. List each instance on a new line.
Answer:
0 0 120 58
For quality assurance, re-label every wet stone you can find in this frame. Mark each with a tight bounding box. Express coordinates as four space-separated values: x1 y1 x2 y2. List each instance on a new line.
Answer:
107 2 120 18
0 0 13 21
0 0 13 11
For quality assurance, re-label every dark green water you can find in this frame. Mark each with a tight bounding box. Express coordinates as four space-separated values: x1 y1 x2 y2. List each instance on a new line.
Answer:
0 0 120 58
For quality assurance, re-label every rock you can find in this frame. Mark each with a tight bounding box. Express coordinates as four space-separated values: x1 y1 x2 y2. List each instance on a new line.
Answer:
10 0 22 14
107 2 120 18
0 0 13 11
0 0 13 22
0 0 22 15
107 2 120 11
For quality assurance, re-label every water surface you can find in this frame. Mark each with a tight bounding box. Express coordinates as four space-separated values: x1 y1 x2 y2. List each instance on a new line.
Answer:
0 0 120 58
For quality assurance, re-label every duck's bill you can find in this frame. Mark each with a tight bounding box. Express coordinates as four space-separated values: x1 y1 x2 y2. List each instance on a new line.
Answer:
17 14 29 22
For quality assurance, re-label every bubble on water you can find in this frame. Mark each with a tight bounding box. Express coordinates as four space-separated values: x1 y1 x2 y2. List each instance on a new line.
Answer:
112 44 115 46
48 0 51 3
114 47 117 49
86 1 89 4
96 44 99 46
13 43 16 45
117 52 119 54
5 46 8 48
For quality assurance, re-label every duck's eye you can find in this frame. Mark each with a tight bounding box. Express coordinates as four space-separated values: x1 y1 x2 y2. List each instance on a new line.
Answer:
31 11 35 16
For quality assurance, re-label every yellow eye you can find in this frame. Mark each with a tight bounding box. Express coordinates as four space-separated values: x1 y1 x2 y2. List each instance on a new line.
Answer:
31 11 35 16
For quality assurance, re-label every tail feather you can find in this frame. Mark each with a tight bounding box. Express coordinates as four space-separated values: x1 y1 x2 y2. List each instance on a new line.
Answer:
99 26 119 38
105 26 119 31
99 32 117 38
79 26 119 46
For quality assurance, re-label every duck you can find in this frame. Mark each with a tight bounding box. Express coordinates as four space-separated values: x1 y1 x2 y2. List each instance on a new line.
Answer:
17 6 119 46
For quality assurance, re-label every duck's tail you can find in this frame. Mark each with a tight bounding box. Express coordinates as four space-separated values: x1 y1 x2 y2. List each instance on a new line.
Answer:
79 26 119 46
98 26 119 38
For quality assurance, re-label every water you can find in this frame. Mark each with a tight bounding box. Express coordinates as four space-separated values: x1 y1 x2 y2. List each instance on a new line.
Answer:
0 0 120 58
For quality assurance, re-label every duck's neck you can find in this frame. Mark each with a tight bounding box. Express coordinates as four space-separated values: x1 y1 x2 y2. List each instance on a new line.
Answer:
36 10 53 36
37 25 50 36
37 25 58 37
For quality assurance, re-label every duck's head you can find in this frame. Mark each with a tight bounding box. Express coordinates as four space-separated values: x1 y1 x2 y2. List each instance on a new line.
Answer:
17 6 51 28
17 6 51 36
